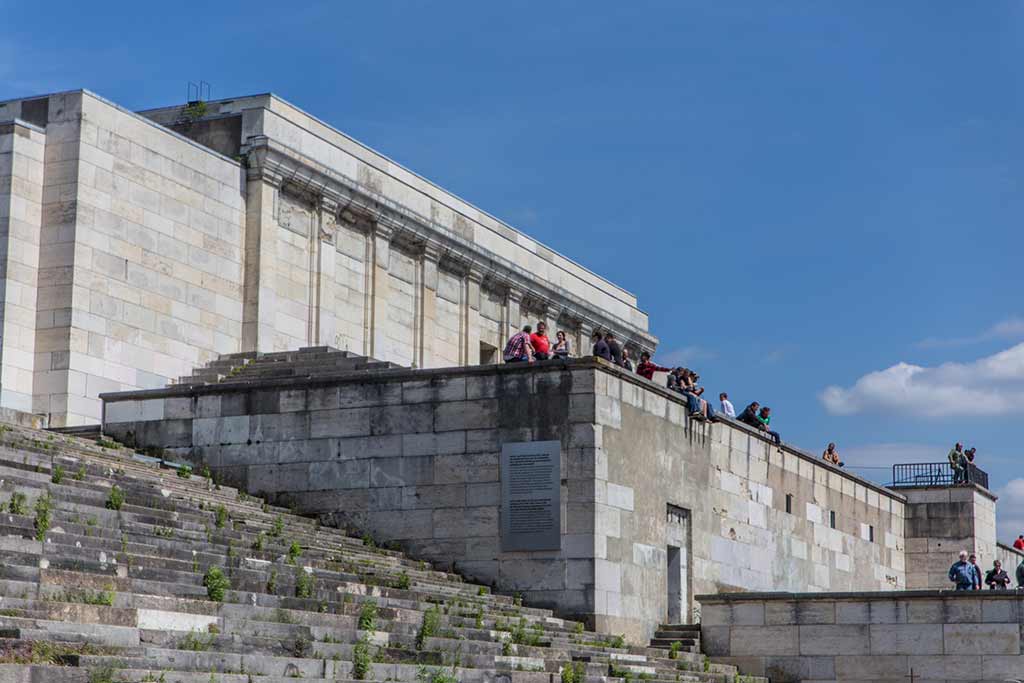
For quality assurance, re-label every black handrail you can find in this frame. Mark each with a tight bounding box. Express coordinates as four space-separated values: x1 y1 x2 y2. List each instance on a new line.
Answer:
891 462 988 490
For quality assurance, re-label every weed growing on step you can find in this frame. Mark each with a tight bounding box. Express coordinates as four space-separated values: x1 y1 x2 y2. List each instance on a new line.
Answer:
51 464 65 484
607 634 626 649
95 437 120 450
669 641 681 659
273 607 294 624
703 655 710 672
358 598 378 631
154 526 174 538
74 464 87 480
7 492 27 515
177 465 192 479
561 661 586 683
511 617 543 647
396 570 410 590
266 568 278 594
573 622 585 635
33 492 53 541
191 552 199 573
417 665 458 683
291 636 311 658
501 640 512 656
179 630 214 651
477 586 486 596
416 604 440 649
214 504 228 529
203 566 229 602
513 592 523 606
252 531 265 551
271 514 284 537
199 464 212 479
105 485 124 511
474 605 484 630
295 569 315 598
287 540 302 564
361 533 376 549
88 666 119 683
352 635 372 679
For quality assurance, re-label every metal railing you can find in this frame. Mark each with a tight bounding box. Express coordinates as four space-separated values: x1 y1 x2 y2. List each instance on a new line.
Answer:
891 462 989 490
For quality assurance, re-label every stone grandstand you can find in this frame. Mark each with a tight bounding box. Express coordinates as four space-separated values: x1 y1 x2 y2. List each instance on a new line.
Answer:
0 418 759 683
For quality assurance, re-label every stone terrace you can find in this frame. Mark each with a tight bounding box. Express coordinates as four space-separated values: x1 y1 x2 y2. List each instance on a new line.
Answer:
0 419 765 683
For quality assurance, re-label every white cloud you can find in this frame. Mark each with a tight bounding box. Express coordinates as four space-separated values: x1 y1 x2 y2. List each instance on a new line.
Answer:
995 479 1024 546
820 341 1024 418
658 346 715 368
916 315 1024 349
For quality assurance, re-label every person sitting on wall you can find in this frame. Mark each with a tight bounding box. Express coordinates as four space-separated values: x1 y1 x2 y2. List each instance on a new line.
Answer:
969 553 983 590
621 348 634 372
737 401 761 429
680 369 713 421
604 331 623 366
822 442 844 467
530 321 551 360
592 331 611 361
947 442 965 484
949 550 975 591
1014 535 1024 551
666 367 685 392
985 560 1011 590
719 392 735 418
757 406 781 447
503 325 535 363
636 351 671 381
552 330 572 359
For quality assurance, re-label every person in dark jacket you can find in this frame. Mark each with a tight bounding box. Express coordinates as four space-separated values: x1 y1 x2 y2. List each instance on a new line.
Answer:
1017 558 1024 588
969 553 982 590
985 560 1011 590
605 332 623 366
592 331 611 361
737 402 761 429
949 550 974 590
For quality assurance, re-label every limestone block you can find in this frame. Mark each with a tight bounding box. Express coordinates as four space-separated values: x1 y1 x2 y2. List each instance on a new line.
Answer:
868 623 944 655
402 376 467 403
337 435 403 460
192 416 249 446
498 558 566 591
731 602 766 626
981 654 1024 680
765 601 797 625
402 431 466 457
981 597 1019 623
433 506 497 538
798 624 868 655
338 382 402 408
700 625 731 656
606 483 634 511
730 625 798 656
309 408 371 438
433 452 498 484
465 482 499 507
307 459 371 490
763 656 835 683
943 622 1020 655
834 655 908 679
795 601 835 625
434 399 497 432
370 457 434 488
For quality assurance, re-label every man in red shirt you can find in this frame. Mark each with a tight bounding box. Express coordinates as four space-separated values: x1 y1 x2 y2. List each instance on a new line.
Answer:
635 351 671 380
530 321 551 360
1014 535 1024 551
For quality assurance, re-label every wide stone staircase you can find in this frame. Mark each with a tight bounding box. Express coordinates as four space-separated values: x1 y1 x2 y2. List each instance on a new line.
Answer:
174 347 404 386
0 420 764 683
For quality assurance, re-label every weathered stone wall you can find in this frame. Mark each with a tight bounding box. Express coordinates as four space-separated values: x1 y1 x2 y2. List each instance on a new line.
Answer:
898 485 998 590
0 88 656 425
101 359 906 641
0 120 45 413
698 590 1024 682
997 542 1024 583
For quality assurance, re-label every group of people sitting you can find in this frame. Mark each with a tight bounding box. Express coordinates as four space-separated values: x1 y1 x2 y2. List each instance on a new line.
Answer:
947 442 980 484
502 322 573 363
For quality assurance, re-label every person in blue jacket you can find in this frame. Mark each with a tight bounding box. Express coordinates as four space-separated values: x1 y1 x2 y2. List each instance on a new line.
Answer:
948 550 975 590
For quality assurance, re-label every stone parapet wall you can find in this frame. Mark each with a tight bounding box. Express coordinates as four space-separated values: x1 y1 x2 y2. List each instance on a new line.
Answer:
102 358 907 641
698 590 1024 682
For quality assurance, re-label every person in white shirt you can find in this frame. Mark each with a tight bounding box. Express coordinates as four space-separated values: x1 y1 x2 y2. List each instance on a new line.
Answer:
719 392 735 418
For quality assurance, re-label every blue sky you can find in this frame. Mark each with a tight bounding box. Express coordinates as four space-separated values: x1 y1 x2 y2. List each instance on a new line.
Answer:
4 1 1023 537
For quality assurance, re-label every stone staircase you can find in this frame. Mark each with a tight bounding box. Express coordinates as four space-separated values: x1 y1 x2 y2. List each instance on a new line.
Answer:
174 347 404 386
0 420 765 683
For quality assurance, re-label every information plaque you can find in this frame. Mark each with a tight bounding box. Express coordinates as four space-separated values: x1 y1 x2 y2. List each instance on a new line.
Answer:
500 440 561 552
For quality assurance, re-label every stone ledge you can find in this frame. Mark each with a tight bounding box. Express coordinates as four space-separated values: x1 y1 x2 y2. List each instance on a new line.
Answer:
697 589 1024 603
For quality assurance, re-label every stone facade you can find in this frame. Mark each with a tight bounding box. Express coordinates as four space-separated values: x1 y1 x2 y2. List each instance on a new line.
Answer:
101 357 907 642
698 590 1024 682
898 485 998 590
0 90 655 426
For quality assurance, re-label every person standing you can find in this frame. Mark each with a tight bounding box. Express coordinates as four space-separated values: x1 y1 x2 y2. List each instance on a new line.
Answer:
552 330 572 359
621 348 634 372
969 553 983 590
948 550 974 591
985 560 1011 590
636 351 671 381
530 322 551 360
605 332 623 366
719 392 735 418
947 442 964 484
592 331 611 361
1013 535 1024 551
1017 557 1024 588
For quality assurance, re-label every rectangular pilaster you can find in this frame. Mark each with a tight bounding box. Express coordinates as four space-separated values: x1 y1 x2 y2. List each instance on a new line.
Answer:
367 224 392 359
242 177 279 353
419 246 440 368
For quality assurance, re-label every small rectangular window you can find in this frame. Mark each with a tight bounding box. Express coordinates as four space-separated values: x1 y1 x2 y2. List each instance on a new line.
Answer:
869 525 875 543
829 510 836 529
785 494 793 514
